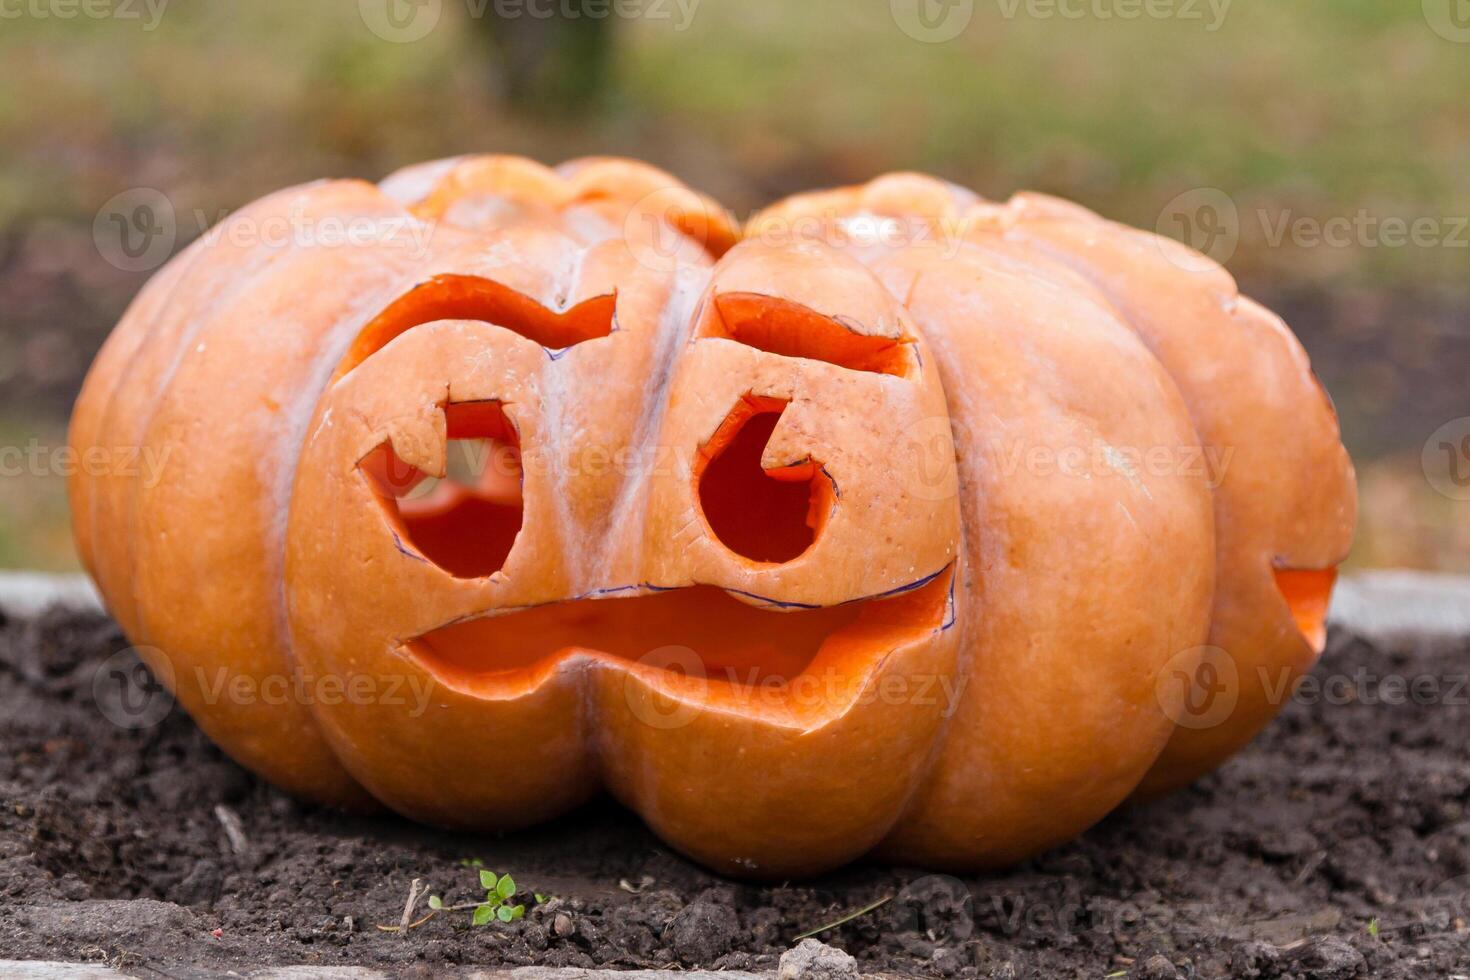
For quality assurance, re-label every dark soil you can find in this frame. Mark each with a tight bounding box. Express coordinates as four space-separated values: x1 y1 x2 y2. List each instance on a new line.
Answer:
2 607 1468 978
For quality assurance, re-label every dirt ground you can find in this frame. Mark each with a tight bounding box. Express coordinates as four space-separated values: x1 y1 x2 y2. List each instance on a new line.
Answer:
1 606 1468 979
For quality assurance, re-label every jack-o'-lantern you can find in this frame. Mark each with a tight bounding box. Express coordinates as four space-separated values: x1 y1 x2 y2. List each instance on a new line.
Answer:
69 156 1354 876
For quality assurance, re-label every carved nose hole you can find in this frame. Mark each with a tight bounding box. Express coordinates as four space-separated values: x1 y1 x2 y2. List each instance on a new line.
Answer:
696 396 835 565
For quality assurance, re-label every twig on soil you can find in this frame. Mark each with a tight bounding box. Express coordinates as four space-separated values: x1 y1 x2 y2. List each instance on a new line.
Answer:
398 877 424 939
1293 850 1327 885
213 804 248 855
375 911 439 934
793 894 894 940
375 897 500 933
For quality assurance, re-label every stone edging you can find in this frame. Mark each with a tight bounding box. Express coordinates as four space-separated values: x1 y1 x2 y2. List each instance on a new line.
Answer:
0 571 101 618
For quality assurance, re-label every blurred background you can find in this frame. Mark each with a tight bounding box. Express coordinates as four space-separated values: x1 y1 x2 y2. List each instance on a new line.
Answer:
0 0 1466 571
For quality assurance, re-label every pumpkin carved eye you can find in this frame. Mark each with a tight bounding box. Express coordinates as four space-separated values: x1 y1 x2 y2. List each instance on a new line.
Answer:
345 274 621 580
696 395 835 565
360 400 522 579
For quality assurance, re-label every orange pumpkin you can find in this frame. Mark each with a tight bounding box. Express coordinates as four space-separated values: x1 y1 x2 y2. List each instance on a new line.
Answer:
69 156 1355 876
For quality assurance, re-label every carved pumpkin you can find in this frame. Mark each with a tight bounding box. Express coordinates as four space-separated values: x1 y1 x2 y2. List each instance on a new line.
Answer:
69 156 1354 876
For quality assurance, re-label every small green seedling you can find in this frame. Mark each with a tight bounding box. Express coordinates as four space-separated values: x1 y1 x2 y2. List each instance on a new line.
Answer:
378 866 533 934
428 869 525 926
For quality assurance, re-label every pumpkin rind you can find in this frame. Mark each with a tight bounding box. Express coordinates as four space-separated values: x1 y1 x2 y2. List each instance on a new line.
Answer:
70 156 1355 876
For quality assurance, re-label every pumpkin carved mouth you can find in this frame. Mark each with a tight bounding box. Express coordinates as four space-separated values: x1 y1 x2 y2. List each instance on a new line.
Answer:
400 565 954 725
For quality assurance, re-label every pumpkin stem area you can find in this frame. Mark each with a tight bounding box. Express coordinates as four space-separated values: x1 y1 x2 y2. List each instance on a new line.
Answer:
696 395 835 565
360 401 523 579
403 565 954 721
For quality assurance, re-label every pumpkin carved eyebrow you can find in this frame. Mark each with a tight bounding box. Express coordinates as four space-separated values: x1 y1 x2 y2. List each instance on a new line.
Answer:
340 273 615 377
708 292 915 378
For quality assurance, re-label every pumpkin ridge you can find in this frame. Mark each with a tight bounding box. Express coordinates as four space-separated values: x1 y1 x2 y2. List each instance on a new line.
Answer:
86 217 271 628
72 244 198 586
111 181 424 806
977 200 1356 796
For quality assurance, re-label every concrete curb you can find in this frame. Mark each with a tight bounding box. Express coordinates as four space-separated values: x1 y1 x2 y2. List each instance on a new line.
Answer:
0 571 100 618
1327 569 1470 645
